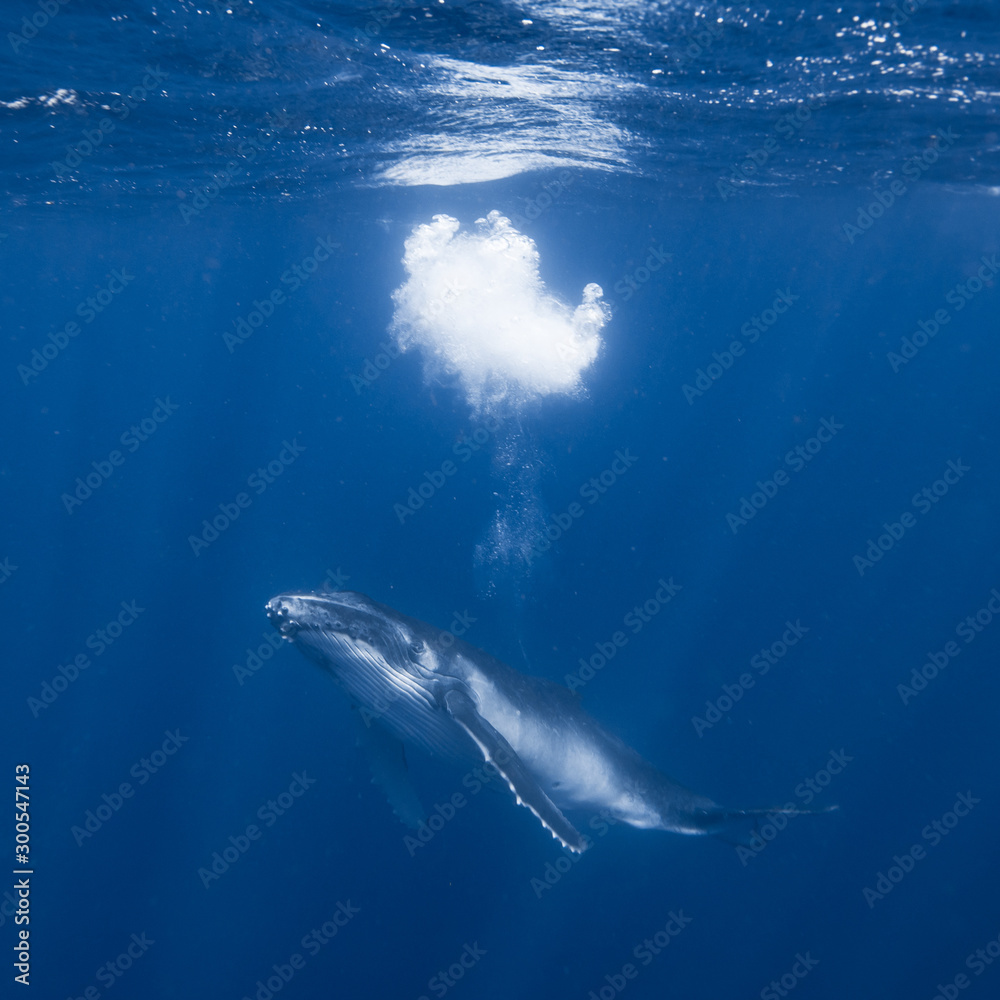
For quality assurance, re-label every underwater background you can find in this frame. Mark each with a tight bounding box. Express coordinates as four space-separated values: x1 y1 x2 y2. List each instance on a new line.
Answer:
3 2 1000 998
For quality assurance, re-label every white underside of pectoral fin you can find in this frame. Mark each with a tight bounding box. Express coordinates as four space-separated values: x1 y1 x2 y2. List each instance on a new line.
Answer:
444 689 588 853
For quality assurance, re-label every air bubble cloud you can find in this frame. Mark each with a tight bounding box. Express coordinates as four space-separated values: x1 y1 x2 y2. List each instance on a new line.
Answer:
390 210 609 415
389 210 609 596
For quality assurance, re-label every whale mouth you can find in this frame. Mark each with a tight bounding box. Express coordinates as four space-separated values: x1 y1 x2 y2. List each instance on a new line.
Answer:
266 593 384 647
265 597 301 639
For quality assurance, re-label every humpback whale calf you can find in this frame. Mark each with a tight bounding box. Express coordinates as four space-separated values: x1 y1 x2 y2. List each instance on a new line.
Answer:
266 590 828 852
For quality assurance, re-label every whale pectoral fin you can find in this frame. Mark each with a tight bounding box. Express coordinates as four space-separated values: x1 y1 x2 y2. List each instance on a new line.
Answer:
443 689 588 853
353 710 426 829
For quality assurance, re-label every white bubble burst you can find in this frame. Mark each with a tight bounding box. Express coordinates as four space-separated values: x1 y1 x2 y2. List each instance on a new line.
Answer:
390 210 609 415
389 209 609 593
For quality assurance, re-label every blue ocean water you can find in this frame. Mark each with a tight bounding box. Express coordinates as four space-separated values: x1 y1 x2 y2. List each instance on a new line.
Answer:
4 2 1000 998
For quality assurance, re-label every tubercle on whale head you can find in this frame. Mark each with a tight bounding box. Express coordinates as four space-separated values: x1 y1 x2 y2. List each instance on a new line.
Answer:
265 595 300 639
266 591 370 638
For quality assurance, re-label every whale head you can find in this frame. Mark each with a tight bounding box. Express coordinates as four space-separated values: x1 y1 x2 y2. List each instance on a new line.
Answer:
266 590 440 673
266 589 475 758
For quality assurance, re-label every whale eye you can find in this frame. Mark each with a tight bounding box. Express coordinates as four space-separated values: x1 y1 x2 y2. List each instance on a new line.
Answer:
409 641 425 658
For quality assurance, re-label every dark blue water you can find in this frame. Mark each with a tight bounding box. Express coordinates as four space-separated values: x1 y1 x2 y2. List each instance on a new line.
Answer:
4 3 1000 999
